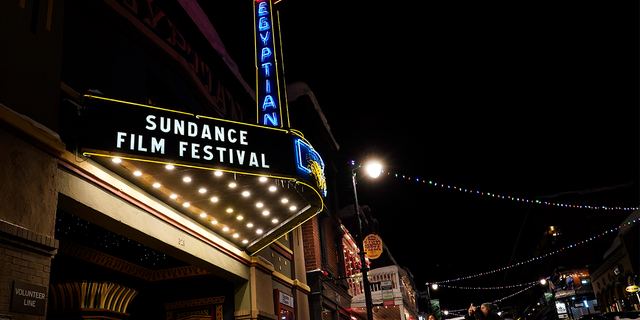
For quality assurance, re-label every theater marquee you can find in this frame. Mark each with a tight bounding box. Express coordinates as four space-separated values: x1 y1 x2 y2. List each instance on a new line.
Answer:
80 95 325 254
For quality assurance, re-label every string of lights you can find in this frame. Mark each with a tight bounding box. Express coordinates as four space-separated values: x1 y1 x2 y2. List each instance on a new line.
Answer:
435 279 545 290
353 163 638 211
444 284 538 313
426 218 637 285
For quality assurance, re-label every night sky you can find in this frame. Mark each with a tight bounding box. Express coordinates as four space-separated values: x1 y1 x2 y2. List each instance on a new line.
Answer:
200 0 638 312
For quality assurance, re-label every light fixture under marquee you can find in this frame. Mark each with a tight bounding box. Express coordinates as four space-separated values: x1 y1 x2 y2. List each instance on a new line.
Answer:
87 154 320 254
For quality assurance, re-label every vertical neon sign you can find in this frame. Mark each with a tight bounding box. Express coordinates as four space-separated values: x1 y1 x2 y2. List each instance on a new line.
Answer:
254 0 284 128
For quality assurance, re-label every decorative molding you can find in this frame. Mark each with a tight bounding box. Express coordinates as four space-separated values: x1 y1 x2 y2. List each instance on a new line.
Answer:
164 297 225 310
49 281 138 312
59 240 211 281
234 309 277 320
251 256 275 273
0 218 58 256
592 246 625 281
164 297 225 320
271 241 293 258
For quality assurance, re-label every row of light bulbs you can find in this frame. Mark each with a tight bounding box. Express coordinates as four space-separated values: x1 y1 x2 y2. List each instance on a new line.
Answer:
112 158 296 244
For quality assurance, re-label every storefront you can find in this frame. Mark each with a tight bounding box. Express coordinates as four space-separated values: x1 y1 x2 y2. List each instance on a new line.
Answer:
0 0 327 319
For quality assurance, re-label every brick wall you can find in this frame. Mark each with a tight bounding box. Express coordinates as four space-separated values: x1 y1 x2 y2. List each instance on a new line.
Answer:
324 216 339 277
302 216 321 271
302 214 343 279
0 219 58 319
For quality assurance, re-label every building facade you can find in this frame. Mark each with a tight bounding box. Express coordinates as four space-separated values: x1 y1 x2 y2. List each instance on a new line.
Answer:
302 200 420 320
591 210 639 313
0 1 332 319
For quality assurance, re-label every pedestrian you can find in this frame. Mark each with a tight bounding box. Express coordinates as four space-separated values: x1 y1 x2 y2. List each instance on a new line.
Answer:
464 303 501 320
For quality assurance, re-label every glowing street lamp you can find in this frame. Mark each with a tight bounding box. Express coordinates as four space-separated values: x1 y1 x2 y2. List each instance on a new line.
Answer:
364 161 382 178
351 159 382 320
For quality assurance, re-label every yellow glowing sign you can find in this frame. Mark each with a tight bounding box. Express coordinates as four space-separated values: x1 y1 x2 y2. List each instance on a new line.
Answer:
363 234 383 259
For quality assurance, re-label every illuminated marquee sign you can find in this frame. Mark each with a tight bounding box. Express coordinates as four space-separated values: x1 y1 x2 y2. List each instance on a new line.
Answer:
295 138 327 197
254 0 285 128
81 96 296 177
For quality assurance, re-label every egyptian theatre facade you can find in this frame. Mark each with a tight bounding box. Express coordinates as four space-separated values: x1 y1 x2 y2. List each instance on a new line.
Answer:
0 0 335 319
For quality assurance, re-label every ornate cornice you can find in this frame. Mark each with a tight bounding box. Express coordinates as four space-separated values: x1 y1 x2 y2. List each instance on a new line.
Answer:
59 240 211 281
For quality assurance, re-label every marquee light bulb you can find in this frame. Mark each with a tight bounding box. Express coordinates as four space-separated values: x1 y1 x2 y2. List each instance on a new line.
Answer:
112 158 122 163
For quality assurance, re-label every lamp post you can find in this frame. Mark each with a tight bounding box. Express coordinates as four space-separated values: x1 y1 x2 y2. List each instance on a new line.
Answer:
351 161 382 320
426 283 438 319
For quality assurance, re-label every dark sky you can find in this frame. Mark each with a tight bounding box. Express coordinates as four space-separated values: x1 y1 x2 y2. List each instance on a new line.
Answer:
200 0 638 311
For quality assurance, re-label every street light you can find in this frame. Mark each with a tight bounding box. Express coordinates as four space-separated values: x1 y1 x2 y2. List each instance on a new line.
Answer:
426 283 438 318
351 160 382 320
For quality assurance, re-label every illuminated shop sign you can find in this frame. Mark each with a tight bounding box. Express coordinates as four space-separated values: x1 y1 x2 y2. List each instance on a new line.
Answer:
254 0 285 128
81 95 296 177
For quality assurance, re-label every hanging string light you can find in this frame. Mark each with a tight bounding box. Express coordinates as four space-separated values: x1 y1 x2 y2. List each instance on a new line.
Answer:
444 284 538 313
433 279 546 290
493 284 537 303
348 161 639 211
426 218 638 285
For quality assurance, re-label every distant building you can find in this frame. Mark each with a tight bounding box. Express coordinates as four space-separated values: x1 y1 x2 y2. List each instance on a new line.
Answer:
591 210 639 312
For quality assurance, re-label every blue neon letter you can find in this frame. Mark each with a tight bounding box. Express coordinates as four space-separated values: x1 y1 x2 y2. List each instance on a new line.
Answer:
263 113 278 126
265 79 271 93
258 17 270 31
261 48 272 62
260 31 270 45
261 62 272 76
262 95 276 110
258 2 268 16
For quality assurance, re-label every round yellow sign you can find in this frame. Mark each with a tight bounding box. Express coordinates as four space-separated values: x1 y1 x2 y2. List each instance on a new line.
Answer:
363 234 383 259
